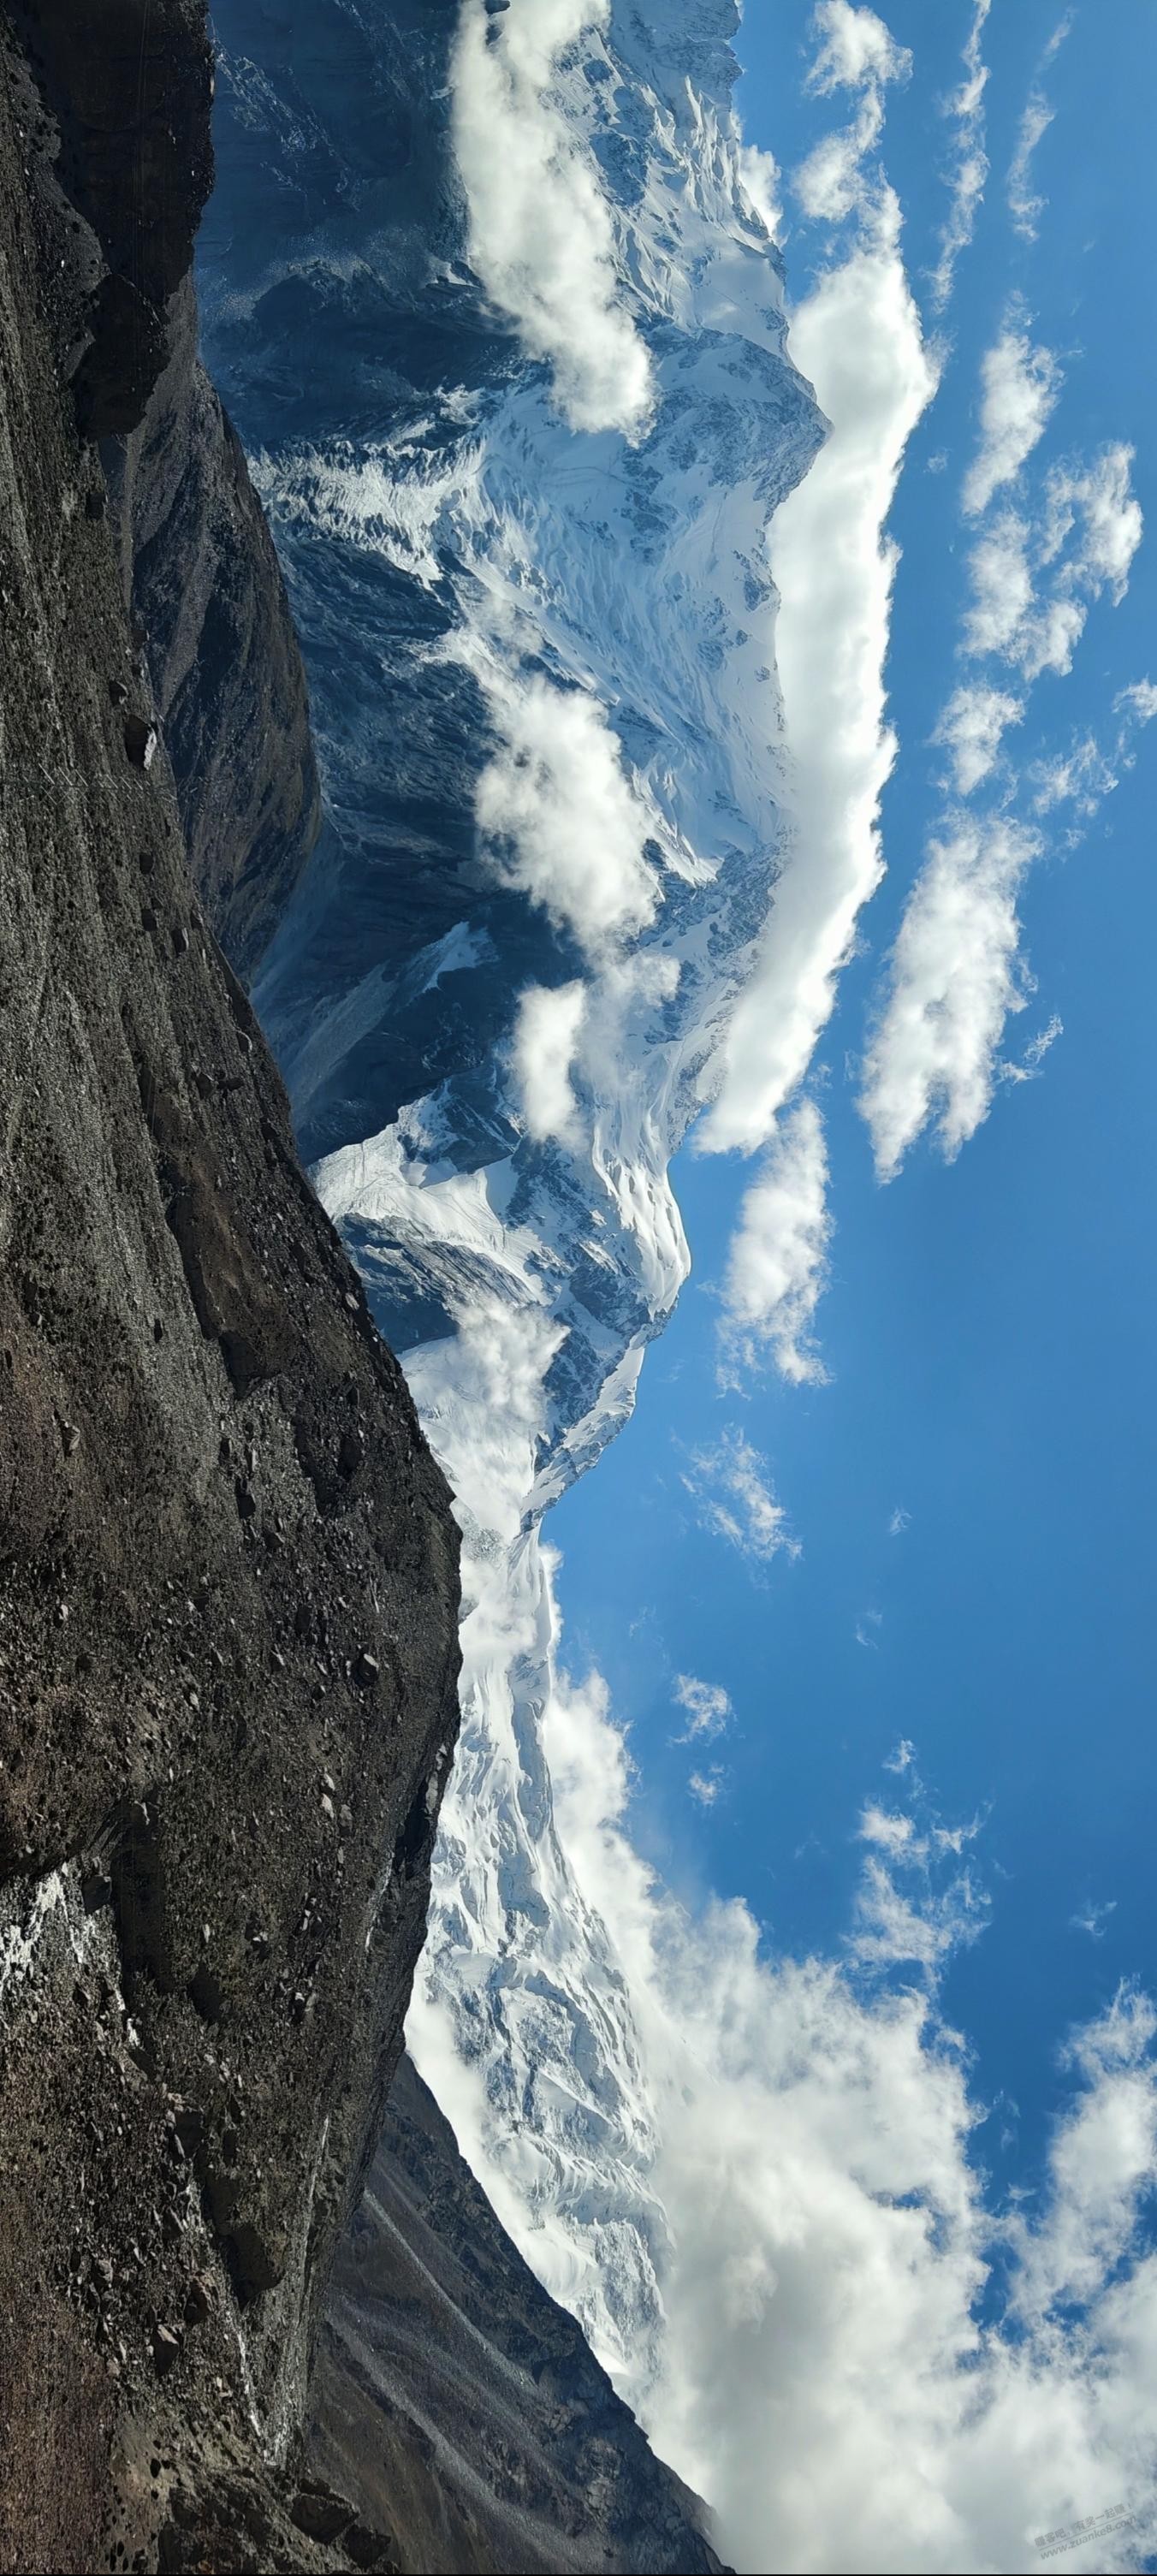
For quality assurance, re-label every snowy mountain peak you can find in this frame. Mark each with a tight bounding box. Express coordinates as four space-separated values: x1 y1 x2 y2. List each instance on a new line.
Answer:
201 0 822 2400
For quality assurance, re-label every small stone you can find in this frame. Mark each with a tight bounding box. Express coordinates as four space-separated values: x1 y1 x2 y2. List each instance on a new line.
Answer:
108 676 128 707
319 1792 335 1820
151 2323 181 2377
354 1649 379 1689
172 923 190 958
183 2273 211 2326
61 1419 80 1456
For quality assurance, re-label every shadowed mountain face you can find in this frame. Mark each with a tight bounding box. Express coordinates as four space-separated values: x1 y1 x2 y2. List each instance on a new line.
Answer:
0 14 459 2569
310 2057 726 2576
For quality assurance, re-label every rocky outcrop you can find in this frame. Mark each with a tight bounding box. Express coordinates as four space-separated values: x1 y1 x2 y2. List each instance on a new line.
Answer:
106 279 323 982
8 0 321 978
310 2056 727 2576
0 15 460 2570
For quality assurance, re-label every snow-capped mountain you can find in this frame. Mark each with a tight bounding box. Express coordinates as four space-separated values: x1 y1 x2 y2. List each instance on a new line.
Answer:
200 0 823 2401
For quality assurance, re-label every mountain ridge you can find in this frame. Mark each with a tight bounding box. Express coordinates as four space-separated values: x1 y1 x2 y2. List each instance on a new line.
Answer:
200 0 823 2410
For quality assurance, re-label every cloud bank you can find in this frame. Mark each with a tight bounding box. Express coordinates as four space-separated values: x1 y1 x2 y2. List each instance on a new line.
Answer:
542 1677 1157 2576
702 188 936 1154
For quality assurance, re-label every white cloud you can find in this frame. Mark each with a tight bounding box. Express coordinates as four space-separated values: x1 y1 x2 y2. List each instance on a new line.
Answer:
934 682 1024 795
512 979 588 1142
450 0 652 436
738 141 784 242
1115 676 1157 727
688 1767 725 1808
794 5 911 228
673 1675 733 1743
718 1097 832 1387
962 509 1034 660
1007 95 1054 243
795 99 886 226
1004 1010 1063 1086
1029 659 1157 825
929 0 991 311
1031 734 1119 821
859 1802 918 1854
1041 443 1143 604
1007 15 1071 243
806 0 911 95
537 1677 1157 2576
885 1736 916 1770
852 1851 988 1971
701 192 937 1154
475 672 660 954
962 318 1061 519
683 1427 798 1568
860 816 1041 1179
887 1510 911 1540
1071 1899 1118 1942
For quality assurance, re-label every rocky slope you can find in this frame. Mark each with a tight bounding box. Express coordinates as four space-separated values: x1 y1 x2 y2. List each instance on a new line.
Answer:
310 2055 724 2576
8 0 322 982
0 13 460 2569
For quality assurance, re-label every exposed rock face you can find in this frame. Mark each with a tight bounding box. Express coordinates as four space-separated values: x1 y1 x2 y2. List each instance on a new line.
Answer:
106 276 323 982
0 15 460 2570
8 0 321 979
310 2056 727 2576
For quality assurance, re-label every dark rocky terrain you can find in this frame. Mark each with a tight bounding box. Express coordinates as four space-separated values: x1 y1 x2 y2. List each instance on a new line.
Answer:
311 2056 725 2576
0 10 459 2567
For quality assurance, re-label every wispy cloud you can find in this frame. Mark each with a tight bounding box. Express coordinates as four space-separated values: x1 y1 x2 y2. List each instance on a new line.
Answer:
1071 1898 1118 1941
962 314 1060 519
683 1427 798 1568
672 1675 733 1744
929 0 991 310
688 1767 725 1808
887 1508 911 1539
884 1735 916 1771
450 0 652 435
1030 669 1157 824
717 1097 832 1387
1007 14 1071 242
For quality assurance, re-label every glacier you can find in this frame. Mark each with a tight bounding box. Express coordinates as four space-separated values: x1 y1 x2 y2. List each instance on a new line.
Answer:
199 0 824 2406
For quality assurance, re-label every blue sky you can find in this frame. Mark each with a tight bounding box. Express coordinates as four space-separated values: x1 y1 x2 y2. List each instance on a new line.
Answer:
553 0 1157 2268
